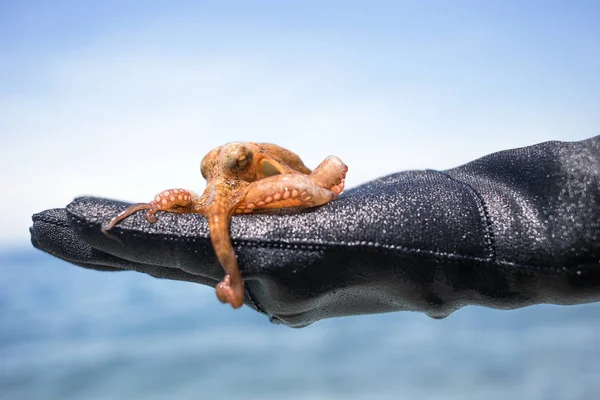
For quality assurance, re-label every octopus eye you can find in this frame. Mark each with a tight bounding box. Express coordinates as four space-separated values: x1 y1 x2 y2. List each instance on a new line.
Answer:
260 159 283 177
224 145 254 172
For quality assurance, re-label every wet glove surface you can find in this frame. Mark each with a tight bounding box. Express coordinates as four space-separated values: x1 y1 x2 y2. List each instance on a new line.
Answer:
31 136 600 327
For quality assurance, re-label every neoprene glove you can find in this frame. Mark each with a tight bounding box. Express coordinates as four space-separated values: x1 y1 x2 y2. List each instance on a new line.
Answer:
30 136 600 327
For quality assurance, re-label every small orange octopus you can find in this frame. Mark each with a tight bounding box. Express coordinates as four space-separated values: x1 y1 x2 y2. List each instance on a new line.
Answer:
102 143 348 309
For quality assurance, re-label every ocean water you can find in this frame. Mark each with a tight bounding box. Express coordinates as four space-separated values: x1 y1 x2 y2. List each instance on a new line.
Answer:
1 249 599 400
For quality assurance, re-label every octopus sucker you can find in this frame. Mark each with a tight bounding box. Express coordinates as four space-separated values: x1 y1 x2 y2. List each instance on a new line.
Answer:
102 142 348 309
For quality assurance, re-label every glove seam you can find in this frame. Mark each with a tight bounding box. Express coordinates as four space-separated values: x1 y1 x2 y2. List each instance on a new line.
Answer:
231 238 593 276
435 170 497 261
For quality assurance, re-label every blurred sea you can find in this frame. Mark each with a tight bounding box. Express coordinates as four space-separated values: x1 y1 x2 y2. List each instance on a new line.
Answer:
1 249 599 400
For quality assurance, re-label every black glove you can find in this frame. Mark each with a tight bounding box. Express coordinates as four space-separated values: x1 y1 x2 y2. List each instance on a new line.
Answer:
30 136 600 327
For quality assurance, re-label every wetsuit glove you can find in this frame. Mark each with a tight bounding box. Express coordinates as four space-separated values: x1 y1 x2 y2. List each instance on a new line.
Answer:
30 136 600 327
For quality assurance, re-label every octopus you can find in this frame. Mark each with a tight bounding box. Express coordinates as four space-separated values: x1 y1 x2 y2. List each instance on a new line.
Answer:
101 142 348 309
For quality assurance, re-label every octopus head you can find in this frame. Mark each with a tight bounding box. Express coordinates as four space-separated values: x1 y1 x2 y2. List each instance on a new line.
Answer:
201 142 256 181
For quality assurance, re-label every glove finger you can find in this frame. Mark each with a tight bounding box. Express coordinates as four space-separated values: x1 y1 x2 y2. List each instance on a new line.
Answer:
65 197 224 280
30 207 219 287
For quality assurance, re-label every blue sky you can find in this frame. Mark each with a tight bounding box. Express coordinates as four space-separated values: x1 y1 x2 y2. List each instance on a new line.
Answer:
1 1 599 246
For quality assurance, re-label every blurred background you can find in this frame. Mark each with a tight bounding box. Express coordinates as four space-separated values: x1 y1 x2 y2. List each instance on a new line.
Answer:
1 1 599 399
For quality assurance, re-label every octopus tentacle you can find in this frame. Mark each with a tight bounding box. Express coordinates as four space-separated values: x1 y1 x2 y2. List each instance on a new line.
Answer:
237 155 347 213
101 188 195 233
308 155 348 196
256 143 312 174
237 174 336 212
101 203 155 236
208 194 245 309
